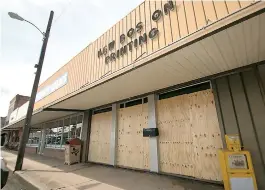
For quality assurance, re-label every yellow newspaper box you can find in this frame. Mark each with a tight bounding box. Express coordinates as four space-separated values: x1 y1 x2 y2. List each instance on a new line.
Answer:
64 138 81 165
218 135 258 190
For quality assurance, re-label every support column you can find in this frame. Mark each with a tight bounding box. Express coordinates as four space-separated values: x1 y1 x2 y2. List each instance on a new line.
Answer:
60 121 64 148
81 110 92 162
148 94 159 173
39 128 46 155
110 103 118 166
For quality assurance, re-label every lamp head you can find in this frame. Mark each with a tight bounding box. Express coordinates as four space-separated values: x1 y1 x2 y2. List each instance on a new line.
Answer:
8 12 24 21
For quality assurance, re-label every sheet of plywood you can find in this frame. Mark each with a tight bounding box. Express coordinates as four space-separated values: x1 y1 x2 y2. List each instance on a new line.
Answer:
117 103 149 170
157 89 222 181
88 111 112 164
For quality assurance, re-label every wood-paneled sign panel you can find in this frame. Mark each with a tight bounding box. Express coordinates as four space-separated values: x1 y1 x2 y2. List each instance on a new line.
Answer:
157 89 223 181
34 0 254 110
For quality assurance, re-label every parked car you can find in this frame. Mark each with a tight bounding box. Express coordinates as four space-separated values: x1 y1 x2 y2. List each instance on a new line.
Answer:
1 157 9 188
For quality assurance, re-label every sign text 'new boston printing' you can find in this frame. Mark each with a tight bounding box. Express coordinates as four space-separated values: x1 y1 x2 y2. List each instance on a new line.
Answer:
98 1 175 64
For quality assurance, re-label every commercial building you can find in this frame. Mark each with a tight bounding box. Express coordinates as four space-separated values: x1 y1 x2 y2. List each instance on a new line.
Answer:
1 94 29 148
0 117 6 128
2 0 265 188
5 94 30 125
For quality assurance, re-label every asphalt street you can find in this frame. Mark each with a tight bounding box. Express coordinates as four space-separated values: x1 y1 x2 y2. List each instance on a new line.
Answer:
2 170 37 190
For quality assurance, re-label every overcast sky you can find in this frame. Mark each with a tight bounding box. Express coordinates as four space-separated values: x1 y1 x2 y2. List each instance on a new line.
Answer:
0 0 143 116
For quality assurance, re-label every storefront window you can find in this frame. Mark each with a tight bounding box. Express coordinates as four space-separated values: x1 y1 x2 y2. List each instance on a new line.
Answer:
76 123 82 139
51 127 58 148
45 128 53 148
76 115 83 139
57 126 63 148
11 130 19 142
70 116 77 139
70 125 76 139
62 118 70 147
27 130 41 147
43 114 83 149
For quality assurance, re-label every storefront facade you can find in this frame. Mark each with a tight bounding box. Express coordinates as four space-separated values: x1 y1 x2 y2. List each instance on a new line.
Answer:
3 0 265 188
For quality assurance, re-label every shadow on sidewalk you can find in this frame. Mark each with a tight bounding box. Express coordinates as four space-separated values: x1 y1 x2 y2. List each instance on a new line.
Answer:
6 150 224 190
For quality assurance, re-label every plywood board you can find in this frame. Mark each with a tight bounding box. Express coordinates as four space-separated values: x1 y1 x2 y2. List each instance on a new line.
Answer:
88 111 112 164
157 89 223 181
117 104 149 170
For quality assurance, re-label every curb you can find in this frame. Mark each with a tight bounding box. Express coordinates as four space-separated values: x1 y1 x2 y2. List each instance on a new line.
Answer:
6 164 40 190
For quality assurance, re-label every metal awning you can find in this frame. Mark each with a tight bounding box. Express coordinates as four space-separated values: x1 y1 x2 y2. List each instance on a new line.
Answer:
3 2 265 130
1 108 78 130
48 4 265 110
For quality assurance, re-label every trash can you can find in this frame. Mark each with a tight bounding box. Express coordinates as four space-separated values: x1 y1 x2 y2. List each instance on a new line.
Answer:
64 138 81 165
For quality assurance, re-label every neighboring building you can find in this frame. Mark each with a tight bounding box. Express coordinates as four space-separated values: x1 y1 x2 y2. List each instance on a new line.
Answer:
3 1 265 189
0 117 6 128
5 94 30 125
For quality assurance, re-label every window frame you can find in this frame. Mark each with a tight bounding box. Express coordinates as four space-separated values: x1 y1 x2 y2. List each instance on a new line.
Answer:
43 114 84 149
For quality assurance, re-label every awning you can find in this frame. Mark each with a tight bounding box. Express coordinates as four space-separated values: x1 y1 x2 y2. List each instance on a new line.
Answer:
1 108 78 131
4 2 265 130
49 4 265 110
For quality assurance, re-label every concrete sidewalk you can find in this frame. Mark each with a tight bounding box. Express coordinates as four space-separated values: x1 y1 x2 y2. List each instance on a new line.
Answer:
1 150 223 190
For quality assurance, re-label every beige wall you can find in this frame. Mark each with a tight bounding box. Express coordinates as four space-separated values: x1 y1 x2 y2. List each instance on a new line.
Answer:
34 0 253 110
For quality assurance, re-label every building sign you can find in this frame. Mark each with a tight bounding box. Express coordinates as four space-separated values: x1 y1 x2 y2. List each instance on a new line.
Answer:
36 72 68 102
98 1 175 64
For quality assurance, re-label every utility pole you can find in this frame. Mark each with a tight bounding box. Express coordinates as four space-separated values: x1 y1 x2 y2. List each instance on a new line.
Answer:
14 11 54 171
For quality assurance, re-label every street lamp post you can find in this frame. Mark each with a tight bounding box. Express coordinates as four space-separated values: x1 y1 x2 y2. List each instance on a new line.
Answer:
8 11 54 171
